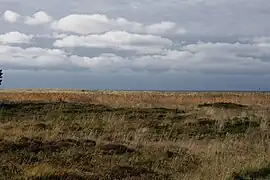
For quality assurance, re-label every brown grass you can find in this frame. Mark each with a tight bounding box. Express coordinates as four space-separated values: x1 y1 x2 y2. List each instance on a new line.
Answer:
1 90 270 107
0 90 270 179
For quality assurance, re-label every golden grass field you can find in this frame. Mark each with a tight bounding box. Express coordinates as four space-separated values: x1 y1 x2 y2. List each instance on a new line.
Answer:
0 90 270 179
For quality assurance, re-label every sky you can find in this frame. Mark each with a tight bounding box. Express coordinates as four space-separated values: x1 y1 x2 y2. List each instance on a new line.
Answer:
0 0 270 91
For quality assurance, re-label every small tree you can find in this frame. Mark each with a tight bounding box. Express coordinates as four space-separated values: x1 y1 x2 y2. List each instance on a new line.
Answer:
0 69 3 85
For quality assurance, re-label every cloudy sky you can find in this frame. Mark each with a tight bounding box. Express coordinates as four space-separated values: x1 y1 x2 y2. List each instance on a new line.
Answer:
0 0 270 90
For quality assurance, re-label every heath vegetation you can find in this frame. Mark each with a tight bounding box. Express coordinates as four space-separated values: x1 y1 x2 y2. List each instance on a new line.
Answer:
0 90 270 179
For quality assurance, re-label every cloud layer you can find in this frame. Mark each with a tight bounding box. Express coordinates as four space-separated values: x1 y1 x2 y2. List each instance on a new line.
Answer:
0 0 270 90
1 8 270 75
1 40 270 75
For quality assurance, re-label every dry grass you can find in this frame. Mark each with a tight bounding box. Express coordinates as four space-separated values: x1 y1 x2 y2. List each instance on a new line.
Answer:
1 89 270 107
0 90 270 179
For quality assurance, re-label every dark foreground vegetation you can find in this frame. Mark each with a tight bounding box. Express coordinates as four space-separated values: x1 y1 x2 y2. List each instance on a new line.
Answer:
0 91 270 179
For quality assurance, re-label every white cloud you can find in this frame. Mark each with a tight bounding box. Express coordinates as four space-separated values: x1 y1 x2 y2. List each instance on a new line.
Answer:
0 31 33 44
51 14 186 35
53 31 173 54
24 11 53 25
0 45 70 69
2 10 21 23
